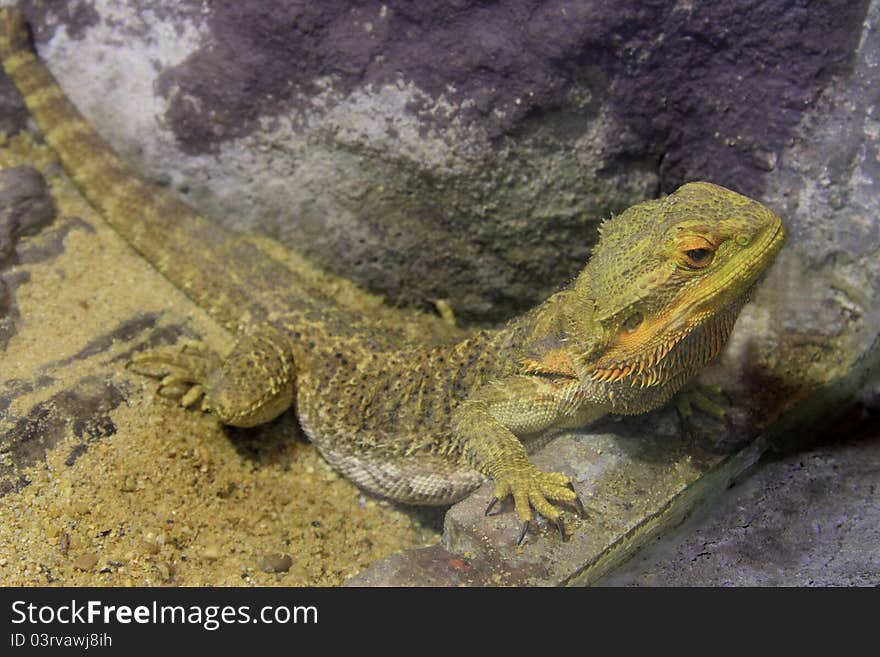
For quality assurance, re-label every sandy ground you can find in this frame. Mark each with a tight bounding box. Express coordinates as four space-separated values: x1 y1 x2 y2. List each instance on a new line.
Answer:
0 131 445 586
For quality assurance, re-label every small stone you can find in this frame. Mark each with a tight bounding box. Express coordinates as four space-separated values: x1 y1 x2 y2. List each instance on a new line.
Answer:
259 553 293 573
119 475 137 492
216 482 237 499
73 553 98 571
155 560 175 582
753 148 778 172
70 500 91 515
202 544 221 560
139 540 160 555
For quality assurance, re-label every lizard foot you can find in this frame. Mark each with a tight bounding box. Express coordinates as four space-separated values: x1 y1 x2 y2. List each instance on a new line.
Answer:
489 464 581 544
676 383 729 424
128 342 222 412
675 383 744 451
130 329 296 428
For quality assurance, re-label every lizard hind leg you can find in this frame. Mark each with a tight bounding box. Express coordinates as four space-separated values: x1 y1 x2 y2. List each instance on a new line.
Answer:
130 328 296 428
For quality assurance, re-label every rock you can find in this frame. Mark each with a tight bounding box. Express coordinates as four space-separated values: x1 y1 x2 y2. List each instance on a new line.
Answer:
10 1 876 387
0 166 57 350
0 166 55 264
139 540 160 556
351 411 763 586
73 553 98 571
0 69 27 136
13 1 660 322
259 552 293 573
598 405 880 586
201 544 221 560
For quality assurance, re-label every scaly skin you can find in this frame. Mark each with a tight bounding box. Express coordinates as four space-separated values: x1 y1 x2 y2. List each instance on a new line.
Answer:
0 8 785 540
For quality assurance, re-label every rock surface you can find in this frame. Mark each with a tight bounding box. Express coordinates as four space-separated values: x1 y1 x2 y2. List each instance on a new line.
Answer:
599 402 880 587
6 0 873 329
0 165 56 349
0 166 55 264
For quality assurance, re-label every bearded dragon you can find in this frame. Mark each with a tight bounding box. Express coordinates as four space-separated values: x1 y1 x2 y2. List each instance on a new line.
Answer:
0 7 785 543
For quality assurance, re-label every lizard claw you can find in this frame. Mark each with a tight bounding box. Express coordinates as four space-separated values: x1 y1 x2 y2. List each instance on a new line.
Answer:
555 516 568 542
517 520 530 545
676 383 730 426
516 516 569 544
567 481 586 518
484 496 499 516
675 383 739 450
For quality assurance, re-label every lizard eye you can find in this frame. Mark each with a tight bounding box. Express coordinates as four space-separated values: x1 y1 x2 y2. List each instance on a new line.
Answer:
682 247 714 269
675 235 716 270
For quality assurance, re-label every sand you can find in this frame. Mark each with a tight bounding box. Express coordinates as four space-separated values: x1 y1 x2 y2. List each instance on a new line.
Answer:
0 131 446 586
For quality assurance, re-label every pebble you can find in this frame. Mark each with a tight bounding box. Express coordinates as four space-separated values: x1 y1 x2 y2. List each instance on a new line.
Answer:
259 553 293 573
155 561 175 582
73 553 98 571
202 544 221 560
119 475 137 492
70 500 91 515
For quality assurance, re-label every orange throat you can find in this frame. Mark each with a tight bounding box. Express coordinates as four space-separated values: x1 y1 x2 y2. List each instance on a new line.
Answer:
588 305 739 389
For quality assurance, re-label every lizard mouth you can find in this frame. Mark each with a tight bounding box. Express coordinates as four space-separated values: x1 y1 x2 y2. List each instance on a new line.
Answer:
590 216 784 389
589 306 738 388
590 223 785 389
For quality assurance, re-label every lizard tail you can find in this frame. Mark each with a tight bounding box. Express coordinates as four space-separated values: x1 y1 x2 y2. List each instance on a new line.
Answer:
0 6 279 329
0 6 166 233
0 7 29 56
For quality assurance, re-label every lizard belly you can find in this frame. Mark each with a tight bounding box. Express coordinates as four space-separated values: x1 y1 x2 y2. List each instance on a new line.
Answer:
295 387 485 506
298 417 485 505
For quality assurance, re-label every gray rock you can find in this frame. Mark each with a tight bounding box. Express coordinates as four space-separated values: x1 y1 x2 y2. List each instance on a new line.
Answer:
758 0 880 395
598 405 880 587
17 0 868 325
11 0 876 381
0 166 56 349
0 166 55 264
0 69 27 136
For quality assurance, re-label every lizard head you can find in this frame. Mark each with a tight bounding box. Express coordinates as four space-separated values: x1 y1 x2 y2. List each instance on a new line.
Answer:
571 181 785 391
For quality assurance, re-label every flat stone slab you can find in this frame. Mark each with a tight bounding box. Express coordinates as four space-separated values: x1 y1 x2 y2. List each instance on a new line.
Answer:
598 402 880 587
351 413 769 586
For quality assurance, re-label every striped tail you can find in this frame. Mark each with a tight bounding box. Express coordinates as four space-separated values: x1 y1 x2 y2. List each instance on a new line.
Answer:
0 7 287 329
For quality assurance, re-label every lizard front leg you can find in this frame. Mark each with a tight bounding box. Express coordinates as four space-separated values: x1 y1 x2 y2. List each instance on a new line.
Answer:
131 324 296 428
451 374 590 542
